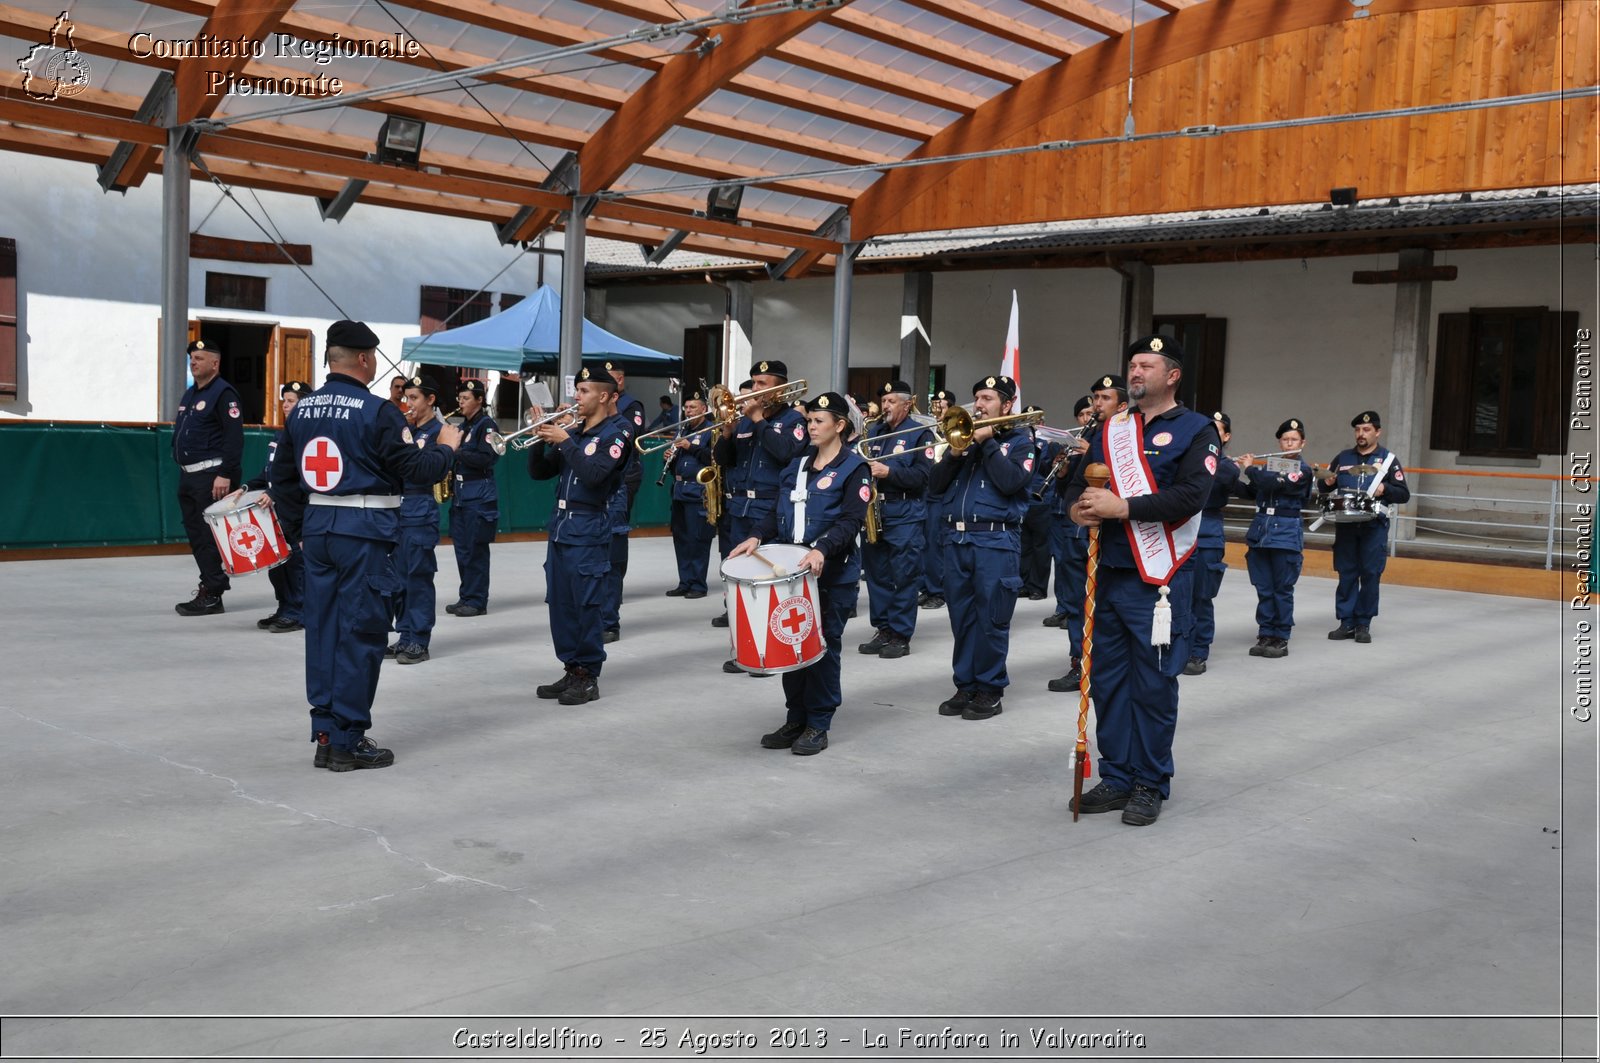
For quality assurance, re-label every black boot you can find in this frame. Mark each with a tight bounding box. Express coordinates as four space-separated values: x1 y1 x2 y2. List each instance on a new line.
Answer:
1047 659 1082 692
175 587 224 616
536 668 575 699
327 736 395 772
557 668 599 705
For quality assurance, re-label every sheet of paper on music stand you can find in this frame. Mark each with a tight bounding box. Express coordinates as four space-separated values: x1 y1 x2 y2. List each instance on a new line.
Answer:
1265 456 1302 476
523 379 553 407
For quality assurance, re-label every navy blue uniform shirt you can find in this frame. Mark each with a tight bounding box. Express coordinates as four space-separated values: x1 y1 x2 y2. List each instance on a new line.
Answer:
668 419 717 504
754 445 871 586
173 375 245 479
929 423 1037 531
715 405 809 515
526 413 631 546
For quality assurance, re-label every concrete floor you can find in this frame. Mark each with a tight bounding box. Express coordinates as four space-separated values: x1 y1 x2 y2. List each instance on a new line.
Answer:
1 538 1593 1061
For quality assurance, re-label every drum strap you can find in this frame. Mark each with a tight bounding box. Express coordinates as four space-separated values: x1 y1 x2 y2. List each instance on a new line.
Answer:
790 456 811 544
1364 452 1396 497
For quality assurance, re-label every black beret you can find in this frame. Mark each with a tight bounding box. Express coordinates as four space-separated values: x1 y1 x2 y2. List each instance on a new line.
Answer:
326 319 380 350
458 379 488 398
973 374 1017 401
575 362 618 387
1023 404 1044 416
684 391 705 404
1127 334 1183 363
1091 373 1128 394
1073 395 1093 417
933 389 958 404
806 392 848 416
281 380 310 396
1352 410 1381 428
1212 410 1231 431
1276 418 1305 437
405 375 439 398
879 380 912 397
738 379 754 391
752 359 788 379
186 339 214 355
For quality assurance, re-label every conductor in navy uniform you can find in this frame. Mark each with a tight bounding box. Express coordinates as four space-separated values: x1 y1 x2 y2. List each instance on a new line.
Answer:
172 339 244 616
268 320 460 771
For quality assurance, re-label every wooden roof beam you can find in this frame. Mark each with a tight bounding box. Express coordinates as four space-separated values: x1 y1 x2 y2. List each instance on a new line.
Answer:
1142 0 1202 12
894 0 1082 59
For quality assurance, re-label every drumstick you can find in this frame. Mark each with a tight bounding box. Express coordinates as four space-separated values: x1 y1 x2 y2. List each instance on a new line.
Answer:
749 549 788 578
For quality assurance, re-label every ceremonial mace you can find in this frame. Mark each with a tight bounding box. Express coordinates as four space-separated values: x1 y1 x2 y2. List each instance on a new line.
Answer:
1073 463 1110 822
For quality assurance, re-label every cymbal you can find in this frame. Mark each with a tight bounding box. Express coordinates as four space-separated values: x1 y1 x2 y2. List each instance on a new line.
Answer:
1344 464 1379 475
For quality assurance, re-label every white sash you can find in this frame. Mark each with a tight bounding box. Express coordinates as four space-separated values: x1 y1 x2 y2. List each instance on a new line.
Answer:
789 455 812 544
1104 412 1201 586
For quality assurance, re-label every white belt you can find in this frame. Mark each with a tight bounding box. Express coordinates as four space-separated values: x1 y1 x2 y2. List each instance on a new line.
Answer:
307 493 401 509
181 458 222 473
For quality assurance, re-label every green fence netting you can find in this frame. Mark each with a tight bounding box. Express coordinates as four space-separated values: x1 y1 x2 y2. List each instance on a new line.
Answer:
1 423 669 549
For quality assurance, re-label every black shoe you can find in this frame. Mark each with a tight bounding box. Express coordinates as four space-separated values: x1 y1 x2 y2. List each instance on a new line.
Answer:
1182 657 1207 676
396 644 430 665
857 631 889 655
938 690 974 716
175 591 224 616
257 612 282 630
1026 590 1048 601
919 595 945 610
1071 780 1131 815
557 670 599 705
722 658 743 674
1042 612 1066 628
313 732 330 768
1047 660 1083 692
1328 624 1355 640
1121 784 1163 826
916 593 931 606
385 643 399 659
791 727 828 755
536 669 575 699
1354 626 1372 644
761 721 805 749
962 691 1003 720
445 601 462 615
267 616 303 634
879 635 910 660
711 613 729 628
665 586 689 597
684 590 707 599
327 736 395 772
602 628 620 644
454 604 486 617
1248 636 1269 656
1259 637 1289 659
844 607 857 618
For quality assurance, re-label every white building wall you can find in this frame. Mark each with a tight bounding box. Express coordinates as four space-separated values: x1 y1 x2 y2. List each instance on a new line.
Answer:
0 152 560 422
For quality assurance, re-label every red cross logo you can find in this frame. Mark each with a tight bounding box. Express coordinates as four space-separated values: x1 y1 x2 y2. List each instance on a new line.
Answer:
769 594 814 646
302 436 343 491
229 523 263 559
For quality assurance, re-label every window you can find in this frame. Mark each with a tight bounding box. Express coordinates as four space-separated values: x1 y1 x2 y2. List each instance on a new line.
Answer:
204 271 267 311
1431 308 1575 457
1151 315 1227 417
419 285 491 334
0 238 16 398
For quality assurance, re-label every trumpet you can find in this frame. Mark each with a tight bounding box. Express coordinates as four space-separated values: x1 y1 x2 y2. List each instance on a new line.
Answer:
492 404 580 454
635 414 712 455
939 406 1046 455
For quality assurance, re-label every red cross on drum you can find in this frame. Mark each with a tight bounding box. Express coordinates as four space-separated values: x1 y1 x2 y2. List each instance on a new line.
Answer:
203 489 291 577
719 543 825 675
302 436 344 491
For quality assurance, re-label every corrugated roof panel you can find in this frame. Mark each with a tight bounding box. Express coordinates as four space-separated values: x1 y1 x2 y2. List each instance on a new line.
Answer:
744 56 961 127
793 22 1013 98
695 91 924 158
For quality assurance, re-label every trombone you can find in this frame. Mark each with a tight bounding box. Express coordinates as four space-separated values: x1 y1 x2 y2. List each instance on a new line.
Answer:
490 403 580 454
635 411 715 455
938 406 1046 455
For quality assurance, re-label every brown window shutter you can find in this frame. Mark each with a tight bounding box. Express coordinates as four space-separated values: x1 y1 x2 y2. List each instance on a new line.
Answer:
1533 310 1578 454
420 285 449 335
282 327 314 386
1429 312 1471 451
0 238 17 397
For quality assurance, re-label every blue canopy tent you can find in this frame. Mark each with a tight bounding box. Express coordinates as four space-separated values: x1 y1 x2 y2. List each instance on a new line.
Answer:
399 284 681 375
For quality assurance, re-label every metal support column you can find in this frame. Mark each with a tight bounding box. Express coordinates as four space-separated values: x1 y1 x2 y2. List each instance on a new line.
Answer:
558 184 586 399
899 271 932 401
829 215 854 394
725 279 754 386
1387 248 1435 543
158 116 191 419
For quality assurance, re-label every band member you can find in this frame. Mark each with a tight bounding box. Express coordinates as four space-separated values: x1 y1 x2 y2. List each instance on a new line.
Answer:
172 339 244 616
1321 411 1409 642
1236 418 1313 659
1020 405 1056 601
730 392 870 755
665 392 716 599
918 388 958 610
1048 376 1127 692
929 375 1035 720
1065 337 1218 826
1183 411 1239 675
710 380 752 629
602 364 646 643
713 360 807 662
237 380 309 633
857 380 934 659
268 320 460 771
526 363 631 704
445 380 499 617
389 376 450 664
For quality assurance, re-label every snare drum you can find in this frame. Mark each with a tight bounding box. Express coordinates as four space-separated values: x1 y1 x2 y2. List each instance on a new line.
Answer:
1320 488 1378 524
203 490 292 576
720 543 824 675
